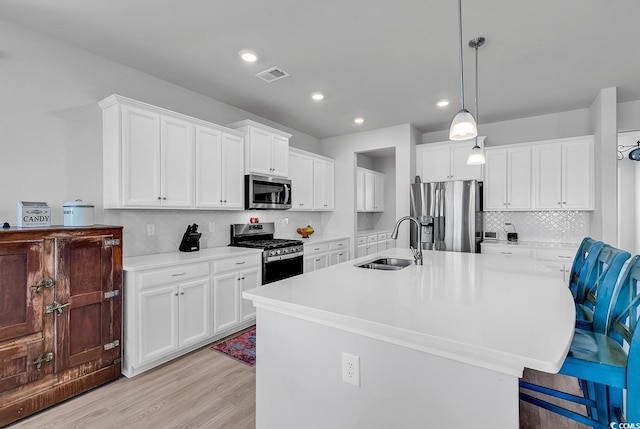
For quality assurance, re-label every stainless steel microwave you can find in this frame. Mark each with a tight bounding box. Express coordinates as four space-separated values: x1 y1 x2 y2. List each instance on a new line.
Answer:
245 174 292 210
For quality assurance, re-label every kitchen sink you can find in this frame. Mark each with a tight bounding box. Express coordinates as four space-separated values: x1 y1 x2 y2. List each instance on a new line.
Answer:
356 257 414 271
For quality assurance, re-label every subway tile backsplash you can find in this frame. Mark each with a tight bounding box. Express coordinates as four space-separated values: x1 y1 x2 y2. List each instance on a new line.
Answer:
484 211 591 244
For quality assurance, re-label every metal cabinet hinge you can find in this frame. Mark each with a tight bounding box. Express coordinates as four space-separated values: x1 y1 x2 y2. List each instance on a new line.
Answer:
104 239 121 247
31 278 54 295
45 301 70 315
104 290 120 299
104 340 120 351
33 352 54 370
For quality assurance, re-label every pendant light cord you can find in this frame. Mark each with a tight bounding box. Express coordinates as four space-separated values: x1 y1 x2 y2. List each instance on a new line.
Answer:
457 0 465 110
474 39 478 145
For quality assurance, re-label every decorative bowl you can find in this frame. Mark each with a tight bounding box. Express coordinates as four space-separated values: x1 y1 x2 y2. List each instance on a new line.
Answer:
296 227 314 238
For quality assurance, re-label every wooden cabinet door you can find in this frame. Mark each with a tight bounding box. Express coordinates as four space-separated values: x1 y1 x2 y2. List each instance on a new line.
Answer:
484 149 507 210
239 267 260 323
213 272 240 333
533 143 563 209
122 105 161 207
506 146 532 210
178 278 211 348
290 152 314 210
194 126 223 208
419 145 450 182
138 285 179 364
160 115 193 208
270 134 289 177
562 139 594 210
0 240 50 392
54 236 121 372
247 127 272 175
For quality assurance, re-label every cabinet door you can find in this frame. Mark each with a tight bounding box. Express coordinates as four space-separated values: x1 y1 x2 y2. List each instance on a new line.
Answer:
138 285 179 364
290 153 314 210
356 169 366 212
0 241 49 390
324 161 335 210
329 249 349 266
194 126 222 208
366 242 378 255
507 147 532 210
562 139 593 210
356 244 367 258
55 235 120 371
239 267 260 323
220 133 245 209
484 149 507 210
247 127 272 175
270 134 289 177
303 254 317 273
450 140 483 181
314 159 334 210
385 239 396 249
533 143 563 209
122 105 161 207
373 173 384 212
419 145 451 182
213 272 240 333
160 116 194 208
178 278 211 347
364 172 375 211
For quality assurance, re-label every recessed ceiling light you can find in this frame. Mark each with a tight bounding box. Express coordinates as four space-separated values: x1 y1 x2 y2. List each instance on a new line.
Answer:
354 117 365 124
311 92 324 101
239 50 258 62
436 99 450 107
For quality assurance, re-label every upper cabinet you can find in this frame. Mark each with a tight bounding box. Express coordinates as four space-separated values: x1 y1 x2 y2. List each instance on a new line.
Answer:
100 94 245 210
288 148 335 211
357 167 384 212
484 146 532 211
416 137 485 183
227 120 291 178
532 136 594 210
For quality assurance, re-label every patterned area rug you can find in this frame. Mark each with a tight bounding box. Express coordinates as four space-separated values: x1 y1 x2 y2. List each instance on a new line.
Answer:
211 327 256 366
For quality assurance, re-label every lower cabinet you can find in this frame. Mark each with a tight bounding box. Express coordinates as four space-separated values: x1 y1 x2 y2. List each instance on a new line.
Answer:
122 250 261 378
356 231 394 258
0 226 123 427
303 238 350 273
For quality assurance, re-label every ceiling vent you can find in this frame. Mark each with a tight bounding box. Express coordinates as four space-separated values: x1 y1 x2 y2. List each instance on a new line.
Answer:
255 66 290 83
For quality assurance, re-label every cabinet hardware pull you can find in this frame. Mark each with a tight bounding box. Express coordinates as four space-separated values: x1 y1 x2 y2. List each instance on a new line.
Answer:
241 277 245 280
45 301 70 316
235 261 245 265
31 278 53 295
314 248 320 251
32 352 54 370
500 252 512 255
163 197 167 200
559 256 572 259
315 259 320 262
180 292 184 295
157 197 161 200
171 272 187 277
175 293 179 296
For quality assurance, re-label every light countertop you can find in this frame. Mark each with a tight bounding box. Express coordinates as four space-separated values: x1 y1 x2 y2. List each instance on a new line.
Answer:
481 240 580 249
356 228 393 236
124 247 262 271
295 234 349 245
243 248 575 376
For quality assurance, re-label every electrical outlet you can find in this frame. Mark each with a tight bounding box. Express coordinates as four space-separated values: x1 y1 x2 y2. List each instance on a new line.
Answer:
146 224 155 236
342 352 360 387
208 221 216 233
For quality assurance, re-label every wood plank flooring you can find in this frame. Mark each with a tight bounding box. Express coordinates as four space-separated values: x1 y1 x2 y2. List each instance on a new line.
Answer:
8 346 591 429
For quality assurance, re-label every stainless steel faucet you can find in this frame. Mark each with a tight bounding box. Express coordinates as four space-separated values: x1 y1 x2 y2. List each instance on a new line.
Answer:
391 216 423 265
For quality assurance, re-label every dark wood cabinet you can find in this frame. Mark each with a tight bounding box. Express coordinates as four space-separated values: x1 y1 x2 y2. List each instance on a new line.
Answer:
0 226 122 426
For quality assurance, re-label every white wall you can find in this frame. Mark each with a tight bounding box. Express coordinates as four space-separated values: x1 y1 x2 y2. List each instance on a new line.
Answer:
0 19 322 256
320 124 416 253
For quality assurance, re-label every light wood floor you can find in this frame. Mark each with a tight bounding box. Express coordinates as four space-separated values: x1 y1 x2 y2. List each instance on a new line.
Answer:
8 346 591 429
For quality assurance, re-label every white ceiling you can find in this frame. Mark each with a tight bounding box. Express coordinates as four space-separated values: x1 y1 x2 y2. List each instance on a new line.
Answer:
1 0 639 139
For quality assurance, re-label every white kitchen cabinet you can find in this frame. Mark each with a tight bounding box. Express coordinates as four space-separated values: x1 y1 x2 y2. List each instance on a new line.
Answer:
329 239 350 266
356 231 392 256
533 136 594 210
484 146 532 211
357 167 385 212
100 94 246 211
212 254 262 333
313 158 335 210
195 126 245 209
289 151 315 210
534 248 576 285
138 285 179 363
416 137 485 183
227 120 291 177
304 238 349 273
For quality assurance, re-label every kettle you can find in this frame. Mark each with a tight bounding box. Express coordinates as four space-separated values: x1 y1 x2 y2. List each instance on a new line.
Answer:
179 223 202 252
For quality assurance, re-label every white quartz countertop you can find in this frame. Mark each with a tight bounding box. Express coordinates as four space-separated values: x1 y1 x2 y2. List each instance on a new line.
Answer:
296 234 349 245
357 228 393 236
481 240 580 249
124 247 262 271
243 248 576 376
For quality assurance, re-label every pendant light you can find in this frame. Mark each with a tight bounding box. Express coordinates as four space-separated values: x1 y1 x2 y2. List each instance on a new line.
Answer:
449 0 477 141
467 36 486 165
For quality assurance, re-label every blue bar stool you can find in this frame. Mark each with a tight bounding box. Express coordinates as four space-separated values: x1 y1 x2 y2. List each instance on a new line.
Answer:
520 254 640 428
568 237 604 298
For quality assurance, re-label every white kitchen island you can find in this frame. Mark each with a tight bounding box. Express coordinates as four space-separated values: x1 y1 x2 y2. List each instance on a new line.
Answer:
243 248 575 429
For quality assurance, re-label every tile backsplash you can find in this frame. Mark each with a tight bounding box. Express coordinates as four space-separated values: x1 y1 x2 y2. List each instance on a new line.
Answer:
484 211 591 243
103 209 323 258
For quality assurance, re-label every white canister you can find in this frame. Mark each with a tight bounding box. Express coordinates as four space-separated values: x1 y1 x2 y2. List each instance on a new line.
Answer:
63 200 94 226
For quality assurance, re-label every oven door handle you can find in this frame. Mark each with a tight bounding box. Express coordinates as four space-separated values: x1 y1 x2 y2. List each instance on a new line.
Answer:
264 252 302 263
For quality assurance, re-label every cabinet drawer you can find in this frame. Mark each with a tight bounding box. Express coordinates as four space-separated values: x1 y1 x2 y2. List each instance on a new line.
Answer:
386 232 394 240
367 235 377 243
482 246 532 258
305 242 330 255
377 233 388 241
329 239 349 250
356 236 367 245
213 254 261 274
534 248 576 262
139 262 210 289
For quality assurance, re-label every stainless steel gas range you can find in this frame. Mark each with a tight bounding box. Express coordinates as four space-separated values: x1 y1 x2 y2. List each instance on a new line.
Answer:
230 223 303 285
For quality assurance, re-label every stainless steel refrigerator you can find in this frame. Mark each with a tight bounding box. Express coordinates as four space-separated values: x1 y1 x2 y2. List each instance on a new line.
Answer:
410 180 483 253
